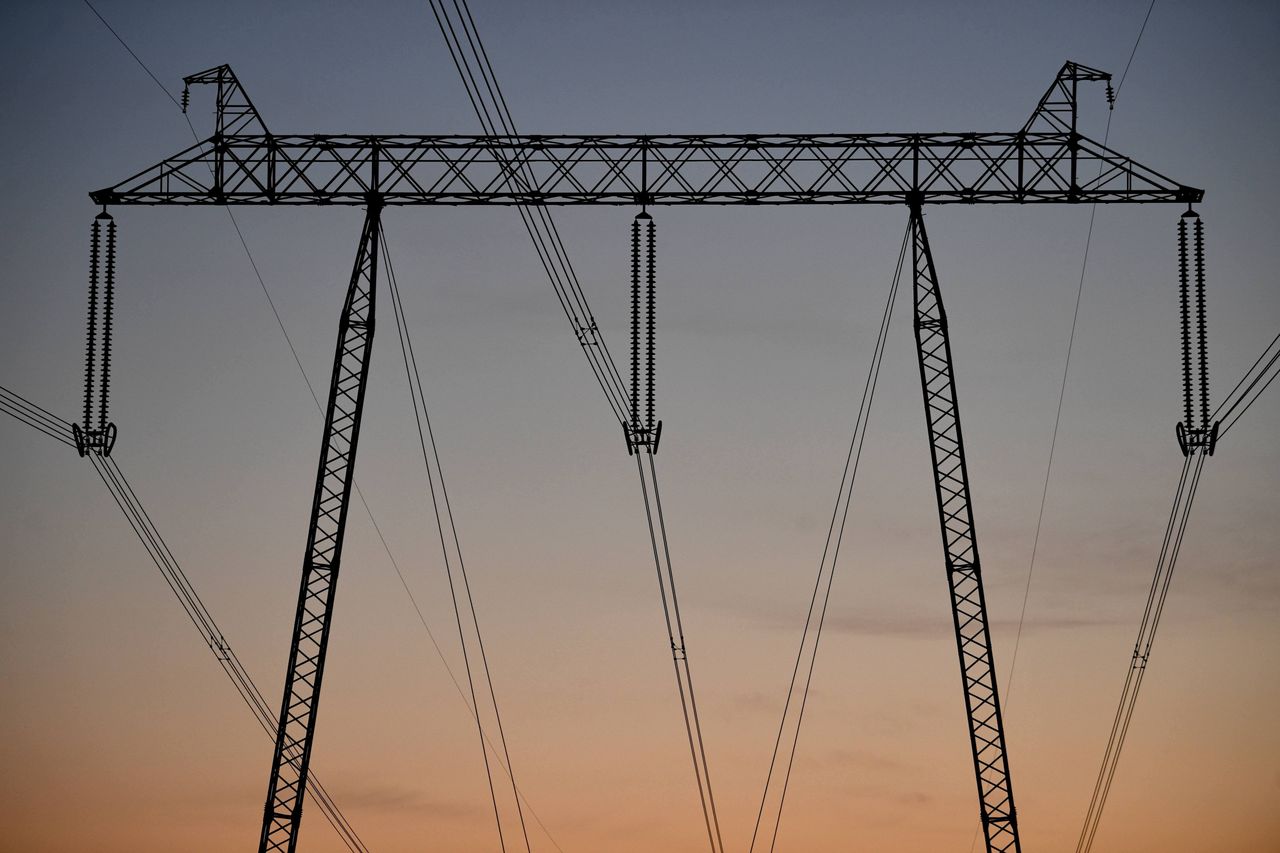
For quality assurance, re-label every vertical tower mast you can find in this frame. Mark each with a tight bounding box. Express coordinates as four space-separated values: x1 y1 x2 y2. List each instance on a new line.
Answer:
909 203 1020 853
259 202 381 853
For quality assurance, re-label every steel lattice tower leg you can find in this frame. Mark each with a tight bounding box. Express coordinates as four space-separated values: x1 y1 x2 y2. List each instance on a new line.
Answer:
908 204 1021 853
258 204 381 853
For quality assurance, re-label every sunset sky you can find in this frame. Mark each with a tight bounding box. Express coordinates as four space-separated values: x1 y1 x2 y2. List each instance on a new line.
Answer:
1 1 1278 851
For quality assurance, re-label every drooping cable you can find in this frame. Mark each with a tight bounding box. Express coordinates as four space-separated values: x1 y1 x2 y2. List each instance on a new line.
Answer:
1075 449 1206 853
3 381 564 851
358 489 568 853
427 0 632 425
381 231 536 853
171 64 510 777
1 383 368 846
79 9 546 849
1212 329 1280 437
81 0 182 108
79 6 380 846
172 75 547 831
91 450 368 851
439 0 608 348
381 232 504 852
424 11 734 846
634 448 725 853
749 222 909 853
1001 3 1157 713
427 8 734 847
83 6 561 848
425 0 633 427
974 16 1160 850
617 207 723 849
0 383 77 447
83 0 327 431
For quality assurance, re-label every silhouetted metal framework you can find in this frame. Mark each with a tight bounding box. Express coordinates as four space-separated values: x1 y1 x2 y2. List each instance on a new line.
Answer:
910 203 1019 852
91 61 1202 853
258 205 379 853
92 63 1200 209
92 132 1201 207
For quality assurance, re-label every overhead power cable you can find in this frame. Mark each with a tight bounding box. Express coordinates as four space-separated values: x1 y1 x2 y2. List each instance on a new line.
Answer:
1003 0 1167 717
4 380 564 850
749 222 909 853
77 5 382 848
0 383 77 448
426 11 738 850
1211 329 1280 437
425 0 633 427
78 8 557 850
82 0 323 417
634 447 725 853
423 6 732 850
381 232 540 853
82 5 531 848
1075 449 1207 853
0 383 367 851
90 453 370 852
975 9 1161 852
615 209 722 850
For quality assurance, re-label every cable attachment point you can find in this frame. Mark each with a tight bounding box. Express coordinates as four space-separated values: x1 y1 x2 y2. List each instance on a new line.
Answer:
1175 209 1216 456
1105 81 1116 110
624 420 663 456
76 210 119 457
181 85 190 114
626 209 660 453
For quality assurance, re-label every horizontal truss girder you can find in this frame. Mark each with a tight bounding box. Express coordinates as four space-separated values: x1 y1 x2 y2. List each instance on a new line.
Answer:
91 132 1201 207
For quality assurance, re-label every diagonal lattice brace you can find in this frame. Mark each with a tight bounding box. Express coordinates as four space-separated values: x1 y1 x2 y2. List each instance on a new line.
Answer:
91 131 1201 207
908 203 1020 853
93 63 1201 209
258 203 380 853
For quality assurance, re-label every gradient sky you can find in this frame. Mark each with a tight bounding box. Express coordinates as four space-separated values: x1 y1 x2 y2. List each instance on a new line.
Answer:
1 1 1278 851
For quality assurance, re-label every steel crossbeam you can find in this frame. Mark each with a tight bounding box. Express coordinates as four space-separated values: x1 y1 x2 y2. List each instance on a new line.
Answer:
92 130 1199 207
90 60 1200 210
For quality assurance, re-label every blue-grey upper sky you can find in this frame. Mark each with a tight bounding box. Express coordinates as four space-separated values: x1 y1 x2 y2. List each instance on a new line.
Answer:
1 2 1277 851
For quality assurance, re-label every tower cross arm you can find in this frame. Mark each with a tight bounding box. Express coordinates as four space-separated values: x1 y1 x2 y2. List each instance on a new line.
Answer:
90 130 1202 207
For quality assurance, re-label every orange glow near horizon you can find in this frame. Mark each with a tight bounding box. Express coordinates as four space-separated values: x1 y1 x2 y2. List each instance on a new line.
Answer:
2 1 1279 852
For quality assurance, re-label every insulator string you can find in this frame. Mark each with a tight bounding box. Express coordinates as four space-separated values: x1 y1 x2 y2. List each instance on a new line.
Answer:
100 216 117 432
645 216 656 432
1193 216 1209 430
630 214 642 428
84 217 101 431
1177 214 1193 429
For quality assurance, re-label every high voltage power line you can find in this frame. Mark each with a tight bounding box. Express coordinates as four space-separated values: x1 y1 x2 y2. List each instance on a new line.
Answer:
0 384 367 851
72 50 1207 852
5 3 1273 851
